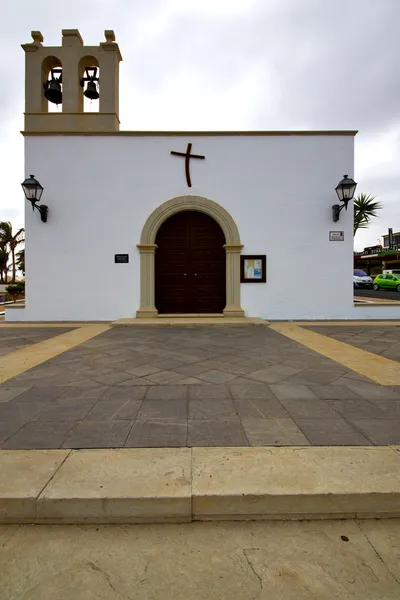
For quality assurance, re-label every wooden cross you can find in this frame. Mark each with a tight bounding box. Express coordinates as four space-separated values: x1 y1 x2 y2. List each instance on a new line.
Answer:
170 142 205 187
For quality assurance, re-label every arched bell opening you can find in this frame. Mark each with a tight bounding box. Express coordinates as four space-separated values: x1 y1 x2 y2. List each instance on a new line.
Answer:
41 56 62 113
79 56 100 113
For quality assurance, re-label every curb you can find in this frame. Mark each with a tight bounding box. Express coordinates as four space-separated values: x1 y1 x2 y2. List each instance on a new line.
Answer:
1 447 399 524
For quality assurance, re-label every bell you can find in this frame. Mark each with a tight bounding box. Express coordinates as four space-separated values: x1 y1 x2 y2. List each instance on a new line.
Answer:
44 80 62 105
84 81 99 100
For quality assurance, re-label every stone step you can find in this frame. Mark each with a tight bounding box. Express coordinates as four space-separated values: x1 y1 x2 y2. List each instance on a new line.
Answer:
111 317 269 327
1 447 399 524
157 313 225 318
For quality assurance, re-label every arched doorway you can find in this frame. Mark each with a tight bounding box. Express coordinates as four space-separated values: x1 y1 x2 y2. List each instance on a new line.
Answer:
155 211 226 314
136 195 244 318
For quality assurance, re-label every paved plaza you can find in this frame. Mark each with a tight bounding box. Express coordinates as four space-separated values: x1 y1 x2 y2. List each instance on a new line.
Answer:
1 323 400 449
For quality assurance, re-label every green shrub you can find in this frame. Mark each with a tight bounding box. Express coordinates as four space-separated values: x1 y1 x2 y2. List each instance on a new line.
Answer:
5 281 25 300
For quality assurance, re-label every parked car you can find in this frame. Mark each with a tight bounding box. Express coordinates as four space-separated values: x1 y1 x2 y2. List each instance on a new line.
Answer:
373 273 400 292
353 269 373 288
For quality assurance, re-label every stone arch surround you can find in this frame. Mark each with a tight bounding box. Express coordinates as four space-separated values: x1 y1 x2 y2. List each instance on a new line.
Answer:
136 195 244 317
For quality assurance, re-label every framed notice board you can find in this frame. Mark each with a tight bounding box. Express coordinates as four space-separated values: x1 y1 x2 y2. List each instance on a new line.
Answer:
240 255 266 283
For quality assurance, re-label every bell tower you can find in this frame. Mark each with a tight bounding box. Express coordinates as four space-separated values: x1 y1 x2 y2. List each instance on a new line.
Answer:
22 29 122 133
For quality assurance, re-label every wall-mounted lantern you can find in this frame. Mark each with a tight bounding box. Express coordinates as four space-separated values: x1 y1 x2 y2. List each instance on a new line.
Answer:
332 174 357 222
21 175 48 223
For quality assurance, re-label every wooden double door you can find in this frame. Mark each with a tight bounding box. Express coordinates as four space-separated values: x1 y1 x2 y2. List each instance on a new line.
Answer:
155 211 226 314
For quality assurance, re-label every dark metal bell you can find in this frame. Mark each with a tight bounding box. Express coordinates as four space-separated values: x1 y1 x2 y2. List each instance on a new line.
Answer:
84 81 99 100
44 80 62 105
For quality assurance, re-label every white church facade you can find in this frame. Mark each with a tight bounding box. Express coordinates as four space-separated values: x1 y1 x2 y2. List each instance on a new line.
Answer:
9 29 398 322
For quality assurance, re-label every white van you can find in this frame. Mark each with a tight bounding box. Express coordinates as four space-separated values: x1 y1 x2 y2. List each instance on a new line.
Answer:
383 270 400 275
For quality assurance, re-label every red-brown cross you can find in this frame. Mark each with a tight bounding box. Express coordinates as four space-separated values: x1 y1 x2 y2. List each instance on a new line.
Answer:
170 142 205 187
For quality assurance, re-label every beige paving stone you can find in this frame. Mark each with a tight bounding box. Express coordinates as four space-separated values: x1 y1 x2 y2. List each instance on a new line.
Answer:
0 520 399 599
192 446 400 520
37 448 192 523
358 519 400 580
0 450 70 522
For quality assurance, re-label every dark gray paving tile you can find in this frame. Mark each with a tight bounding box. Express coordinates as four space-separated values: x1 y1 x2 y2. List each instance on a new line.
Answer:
101 386 148 401
282 369 347 386
342 371 376 383
327 400 388 419
348 418 400 444
2 421 76 449
174 364 216 377
150 359 187 370
125 418 187 447
90 371 134 385
233 398 289 419
85 398 137 420
247 365 304 384
166 354 208 365
145 370 186 384
278 398 340 419
294 418 371 446
309 385 361 400
364 399 400 417
140 399 188 419
112 400 144 420
189 398 236 418
188 417 248 446
146 385 188 400
0 401 46 422
58 386 108 400
0 386 32 404
242 418 309 446
217 363 267 377
196 370 238 384
334 380 400 400
9 386 68 403
117 377 156 386
62 421 132 448
32 399 98 421
122 364 162 377
229 384 275 400
269 384 319 401
189 385 231 399
0 421 24 444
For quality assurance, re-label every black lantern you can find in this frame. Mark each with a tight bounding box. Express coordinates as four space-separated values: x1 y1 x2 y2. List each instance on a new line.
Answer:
21 175 48 223
80 67 100 100
43 68 63 105
332 174 357 222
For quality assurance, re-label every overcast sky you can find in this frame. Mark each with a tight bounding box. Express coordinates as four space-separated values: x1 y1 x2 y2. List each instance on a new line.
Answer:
1 0 399 250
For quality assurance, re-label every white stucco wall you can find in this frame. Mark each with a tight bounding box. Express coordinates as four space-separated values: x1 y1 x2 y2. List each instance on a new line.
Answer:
9 131 389 322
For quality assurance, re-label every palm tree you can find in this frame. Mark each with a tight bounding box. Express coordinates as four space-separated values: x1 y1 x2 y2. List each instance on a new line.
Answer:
0 246 8 284
16 249 25 277
354 193 382 236
0 222 25 283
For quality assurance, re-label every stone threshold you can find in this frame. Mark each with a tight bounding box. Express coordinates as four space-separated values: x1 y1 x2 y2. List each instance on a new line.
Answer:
111 317 269 327
1 446 399 524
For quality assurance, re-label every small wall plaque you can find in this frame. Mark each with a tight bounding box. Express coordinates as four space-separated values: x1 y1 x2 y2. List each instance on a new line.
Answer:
115 254 129 263
329 231 344 241
240 255 266 283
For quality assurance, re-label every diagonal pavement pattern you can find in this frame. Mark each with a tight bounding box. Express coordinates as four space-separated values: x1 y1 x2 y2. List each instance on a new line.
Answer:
0 323 399 449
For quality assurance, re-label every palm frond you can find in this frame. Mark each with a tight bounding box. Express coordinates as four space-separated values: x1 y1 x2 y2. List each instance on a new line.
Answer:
353 193 382 236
